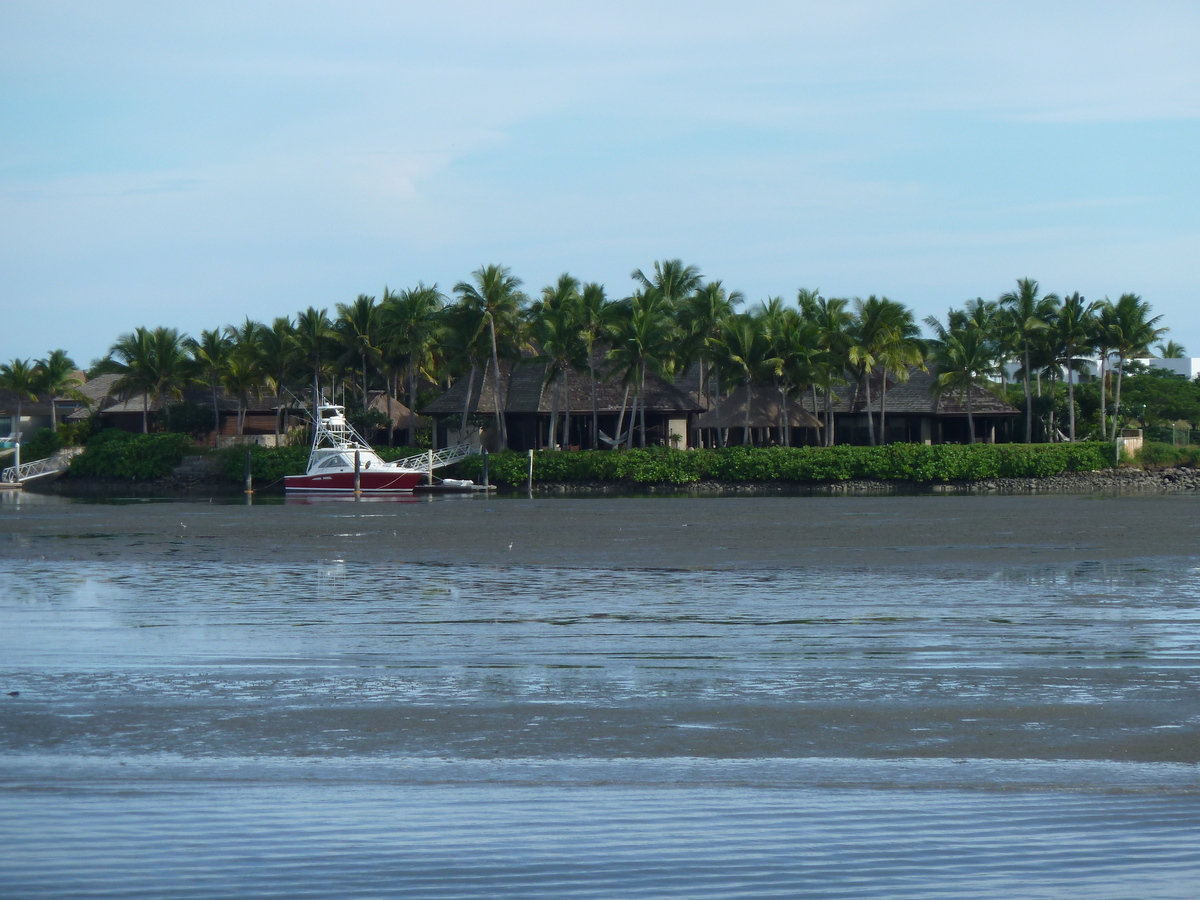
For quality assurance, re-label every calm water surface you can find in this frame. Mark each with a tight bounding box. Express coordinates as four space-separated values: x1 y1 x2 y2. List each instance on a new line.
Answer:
1 498 1198 898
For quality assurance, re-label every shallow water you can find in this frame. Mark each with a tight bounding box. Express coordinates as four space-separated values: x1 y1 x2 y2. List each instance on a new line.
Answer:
2 497 1199 897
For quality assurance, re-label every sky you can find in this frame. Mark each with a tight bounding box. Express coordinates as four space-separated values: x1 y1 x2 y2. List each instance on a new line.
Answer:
2 1 1199 366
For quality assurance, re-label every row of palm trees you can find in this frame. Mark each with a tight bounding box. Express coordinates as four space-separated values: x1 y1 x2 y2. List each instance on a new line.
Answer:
925 279 1169 443
0 350 85 439
3 263 1173 450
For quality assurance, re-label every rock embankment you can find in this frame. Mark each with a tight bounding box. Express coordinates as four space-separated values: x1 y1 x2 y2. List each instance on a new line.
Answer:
533 467 1200 496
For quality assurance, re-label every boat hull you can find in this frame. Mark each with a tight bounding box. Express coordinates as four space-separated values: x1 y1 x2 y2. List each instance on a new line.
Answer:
284 470 423 493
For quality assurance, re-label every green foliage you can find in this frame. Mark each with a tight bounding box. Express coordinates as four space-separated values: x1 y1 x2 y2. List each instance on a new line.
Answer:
457 443 1114 487
70 430 190 479
21 428 64 462
220 443 311 483
1137 441 1200 469
57 416 99 447
163 401 216 438
1118 370 1200 427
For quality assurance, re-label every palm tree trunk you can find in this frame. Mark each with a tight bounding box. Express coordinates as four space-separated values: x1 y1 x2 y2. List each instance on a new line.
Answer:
615 383 630 449
743 378 752 446
638 365 647 449
1098 357 1108 441
385 369 394 447
824 381 835 446
966 388 975 444
779 385 788 447
625 387 636 450
362 352 368 410
714 369 724 448
460 364 477 434
142 393 149 434
864 370 875 446
1048 368 1057 441
487 314 507 447
588 355 599 450
212 382 221 448
408 362 418 448
879 375 888 446
1114 354 1126 442
548 371 560 449
1067 349 1077 442
810 383 819 446
562 369 571 450
1022 342 1032 443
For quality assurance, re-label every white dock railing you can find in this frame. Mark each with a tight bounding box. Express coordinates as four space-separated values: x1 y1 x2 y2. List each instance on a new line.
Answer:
1 447 84 484
391 442 479 474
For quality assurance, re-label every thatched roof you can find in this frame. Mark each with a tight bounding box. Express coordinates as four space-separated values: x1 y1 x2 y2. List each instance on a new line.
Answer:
366 391 427 429
422 354 704 417
800 368 1018 417
696 385 822 430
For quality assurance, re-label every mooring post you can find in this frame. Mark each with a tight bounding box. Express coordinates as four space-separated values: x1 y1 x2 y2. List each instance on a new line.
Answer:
354 449 362 497
427 449 434 486
243 449 253 494
482 448 489 488
527 448 534 493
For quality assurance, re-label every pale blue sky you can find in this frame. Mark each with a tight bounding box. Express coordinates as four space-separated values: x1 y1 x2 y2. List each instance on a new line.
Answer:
3 1 1199 365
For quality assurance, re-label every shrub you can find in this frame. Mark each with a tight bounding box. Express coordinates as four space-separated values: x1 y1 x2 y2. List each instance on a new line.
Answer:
70 431 191 479
220 443 311 484
1139 442 1181 469
57 417 98 447
20 428 65 463
456 442 1114 487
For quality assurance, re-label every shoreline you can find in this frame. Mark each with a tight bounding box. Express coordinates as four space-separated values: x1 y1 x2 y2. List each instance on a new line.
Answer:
30 464 1200 498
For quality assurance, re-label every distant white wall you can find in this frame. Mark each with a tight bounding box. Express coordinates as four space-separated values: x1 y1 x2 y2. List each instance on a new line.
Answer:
1004 357 1200 381
1135 358 1200 380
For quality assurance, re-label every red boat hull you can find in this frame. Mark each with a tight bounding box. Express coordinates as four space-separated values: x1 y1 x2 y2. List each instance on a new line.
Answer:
284 470 423 493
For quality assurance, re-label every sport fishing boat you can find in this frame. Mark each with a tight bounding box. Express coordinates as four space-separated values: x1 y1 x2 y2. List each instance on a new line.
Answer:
284 404 424 494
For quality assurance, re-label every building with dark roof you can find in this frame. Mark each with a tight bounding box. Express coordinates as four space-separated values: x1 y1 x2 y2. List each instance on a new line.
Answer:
422 355 705 450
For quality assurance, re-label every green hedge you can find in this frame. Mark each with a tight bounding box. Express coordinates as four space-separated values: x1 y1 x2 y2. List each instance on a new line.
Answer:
1138 441 1200 469
69 430 191 480
456 442 1115 487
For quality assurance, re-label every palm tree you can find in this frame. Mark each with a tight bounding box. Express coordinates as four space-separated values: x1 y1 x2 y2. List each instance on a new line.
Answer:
680 280 744 447
530 274 586 450
380 283 445 447
607 288 676 448
1052 293 1100 442
812 296 852 446
0 359 39 462
293 307 336 406
718 313 768 446
999 278 1059 442
631 259 702 311
847 296 897 446
454 264 527 447
109 327 159 432
259 316 298 444
929 324 998 444
438 302 489 435
1106 293 1166 439
335 294 380 407
148 327 192 431
758 301 820 447
186 329 234 446
1156 340 1187 358
35 350 84 434
871 299 923 445
578 282 613 449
